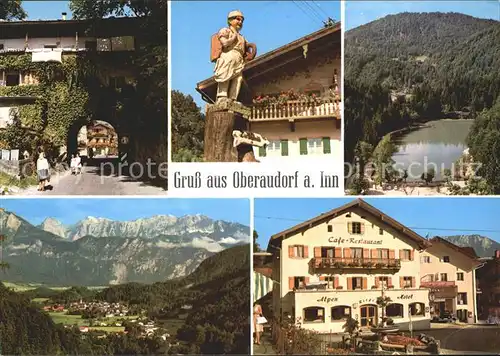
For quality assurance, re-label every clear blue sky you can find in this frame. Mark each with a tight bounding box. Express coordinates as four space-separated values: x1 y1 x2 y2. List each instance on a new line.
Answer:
1 198 250 226
254 198 500 249
171 0 340 109
346 0 500 30
24 1 72 20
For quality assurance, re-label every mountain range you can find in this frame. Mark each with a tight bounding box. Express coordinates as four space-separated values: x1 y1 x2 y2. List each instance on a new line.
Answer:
0 208 250 286
442 235 500 258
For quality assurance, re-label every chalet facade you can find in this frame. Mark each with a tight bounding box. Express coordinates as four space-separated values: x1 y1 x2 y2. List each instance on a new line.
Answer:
420 237 481 323
197 23 341 163
476 250 500 322
267 199 432 334
419 237 481 323
0 16 142 154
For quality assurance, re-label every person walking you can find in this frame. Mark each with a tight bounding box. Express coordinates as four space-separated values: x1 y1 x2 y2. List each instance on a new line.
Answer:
36 152 50 191
253 302 265 345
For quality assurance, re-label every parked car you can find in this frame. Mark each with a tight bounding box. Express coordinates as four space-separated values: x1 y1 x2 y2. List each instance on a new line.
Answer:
431 312 457 323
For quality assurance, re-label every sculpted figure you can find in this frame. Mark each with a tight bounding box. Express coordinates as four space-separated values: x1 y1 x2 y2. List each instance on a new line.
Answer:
211 10 256 104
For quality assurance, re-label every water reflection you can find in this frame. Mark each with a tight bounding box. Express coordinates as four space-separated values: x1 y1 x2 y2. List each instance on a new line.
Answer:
392 120 474 180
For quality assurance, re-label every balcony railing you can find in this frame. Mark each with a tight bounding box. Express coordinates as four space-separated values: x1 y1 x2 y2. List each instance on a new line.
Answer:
250 97 341 122
420 281 456 288
309 257 401 271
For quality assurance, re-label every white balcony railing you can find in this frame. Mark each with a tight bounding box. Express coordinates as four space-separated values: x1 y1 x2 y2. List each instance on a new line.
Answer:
250 97 341 122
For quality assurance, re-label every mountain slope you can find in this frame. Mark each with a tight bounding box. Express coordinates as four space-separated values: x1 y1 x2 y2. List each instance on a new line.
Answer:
0 209 250 286
442 235 500 258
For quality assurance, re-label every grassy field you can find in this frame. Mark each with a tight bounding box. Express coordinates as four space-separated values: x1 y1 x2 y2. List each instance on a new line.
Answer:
2 281 109 292
49 312 88 326
89 326 125 333
160 318 185 336
0 172 38 189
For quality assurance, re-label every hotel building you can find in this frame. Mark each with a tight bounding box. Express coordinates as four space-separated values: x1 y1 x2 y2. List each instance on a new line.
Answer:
267 199 433 334
420 237 481 323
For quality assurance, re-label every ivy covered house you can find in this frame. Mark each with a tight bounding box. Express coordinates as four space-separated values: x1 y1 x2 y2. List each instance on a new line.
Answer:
0 15 148 164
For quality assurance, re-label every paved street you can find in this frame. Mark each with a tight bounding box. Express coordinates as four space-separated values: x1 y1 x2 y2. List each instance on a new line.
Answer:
17 158 167 196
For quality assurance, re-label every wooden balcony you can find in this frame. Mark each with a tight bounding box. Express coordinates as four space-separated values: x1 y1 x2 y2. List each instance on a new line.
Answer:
250 97 341 122
309 257 401 272
420 281 456 288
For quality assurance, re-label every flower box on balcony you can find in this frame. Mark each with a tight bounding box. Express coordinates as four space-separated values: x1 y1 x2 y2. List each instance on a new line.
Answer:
371 286 378 289
336 286 343 290
375 263 386 269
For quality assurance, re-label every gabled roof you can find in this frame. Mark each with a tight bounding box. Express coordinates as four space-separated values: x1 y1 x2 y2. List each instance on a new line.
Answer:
268 198 431 251
196 22 341 103
430 236 480 263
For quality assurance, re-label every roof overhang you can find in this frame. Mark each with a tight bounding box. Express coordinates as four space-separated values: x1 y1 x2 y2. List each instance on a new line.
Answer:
267 198 431 252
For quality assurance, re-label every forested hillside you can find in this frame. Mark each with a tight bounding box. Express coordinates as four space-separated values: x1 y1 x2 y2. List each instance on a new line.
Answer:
345 12 500 193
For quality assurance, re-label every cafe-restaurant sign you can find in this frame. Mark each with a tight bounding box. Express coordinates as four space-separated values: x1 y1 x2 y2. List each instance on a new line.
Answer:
328 237 383 245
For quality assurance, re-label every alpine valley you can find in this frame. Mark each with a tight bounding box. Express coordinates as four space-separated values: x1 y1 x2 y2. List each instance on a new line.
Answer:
0 208 250 285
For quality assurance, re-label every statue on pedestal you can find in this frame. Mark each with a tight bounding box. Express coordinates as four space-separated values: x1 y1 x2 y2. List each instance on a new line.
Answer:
211 10 256 105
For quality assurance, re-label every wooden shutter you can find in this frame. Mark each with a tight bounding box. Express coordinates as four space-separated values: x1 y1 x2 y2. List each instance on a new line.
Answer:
314 247 321 258
400 277 404 288
347 222 353 233
412 277 416 288
375 277 380 288
335 247 342 257
360 223 365 234
289 277 294 290
362 277 368 290
363 248 370 259
371 249 377 259
410 249 415 261
388 277 392 287
288 246 294 258
259 145 266 157
344 248 351 258
319 276 325 281
399 250 403 260
347 277 353 290
304 246 309 258
389 249 395 259
334 276 339 288
281 139 288 156
299 138 308 155
322 137 331 154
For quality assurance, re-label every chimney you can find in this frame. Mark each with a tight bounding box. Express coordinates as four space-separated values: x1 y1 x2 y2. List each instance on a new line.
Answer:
495 250 500 259
62 12 67 20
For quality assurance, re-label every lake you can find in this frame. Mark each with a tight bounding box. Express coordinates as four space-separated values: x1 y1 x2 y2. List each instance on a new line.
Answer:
391 120 474 180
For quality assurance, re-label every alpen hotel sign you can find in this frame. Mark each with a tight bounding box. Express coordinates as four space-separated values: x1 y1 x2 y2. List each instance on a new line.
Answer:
328 237 383 245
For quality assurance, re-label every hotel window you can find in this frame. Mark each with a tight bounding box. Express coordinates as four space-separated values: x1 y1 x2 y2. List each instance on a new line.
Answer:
307 138 323 155
457 293 468 305
457 272 464 281
6 71 20 86
440 273 448 281
442 256 450 263
110 36 135 51
377 248 389 259
379 276 389 288
386 303 404 318
421 256 431 263
97 38 111 51
348 222 364 235
303 307 325 323
294 277 306 289
352 277 363 290
409 302 425 316
289 245 306 258
351 248 363 259
327 224 333 232
400 249 411 261
379 227 384 235
331 306 351 321
266 140 281 156
321 247 338 258
403 276 413 288
325 276 336 289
